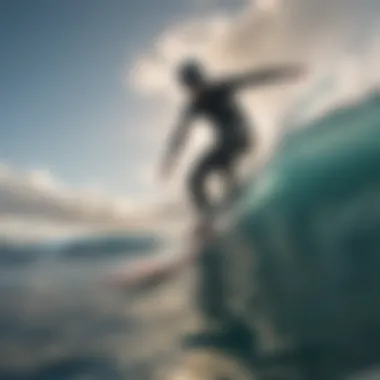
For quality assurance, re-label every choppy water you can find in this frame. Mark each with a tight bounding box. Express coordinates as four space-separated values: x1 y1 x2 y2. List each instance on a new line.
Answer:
0 248 195 380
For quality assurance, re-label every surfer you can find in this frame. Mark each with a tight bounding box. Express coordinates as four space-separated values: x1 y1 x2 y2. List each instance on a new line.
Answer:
160 59 306 222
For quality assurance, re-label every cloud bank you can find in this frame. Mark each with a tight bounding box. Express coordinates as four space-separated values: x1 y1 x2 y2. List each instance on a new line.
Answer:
0 164 168 241
132 0 380 97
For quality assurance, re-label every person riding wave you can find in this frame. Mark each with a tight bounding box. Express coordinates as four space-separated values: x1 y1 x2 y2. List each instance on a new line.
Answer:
160 59 306 222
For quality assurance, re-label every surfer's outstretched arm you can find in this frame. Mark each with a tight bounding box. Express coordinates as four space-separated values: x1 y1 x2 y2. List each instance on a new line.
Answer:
226 64 306 91
160 107 194 179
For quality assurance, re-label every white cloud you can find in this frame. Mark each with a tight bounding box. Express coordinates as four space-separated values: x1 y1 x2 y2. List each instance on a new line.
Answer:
132 0 380 102
0 216 96 243
256 0 282 12
0 165 174 241
129 0 380 202
25 168 61 192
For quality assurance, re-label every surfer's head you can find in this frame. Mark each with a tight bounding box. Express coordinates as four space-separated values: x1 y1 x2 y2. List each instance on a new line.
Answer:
177 59 206 92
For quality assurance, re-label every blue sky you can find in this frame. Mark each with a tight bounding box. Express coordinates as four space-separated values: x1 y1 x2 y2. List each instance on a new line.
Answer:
0 0 241 196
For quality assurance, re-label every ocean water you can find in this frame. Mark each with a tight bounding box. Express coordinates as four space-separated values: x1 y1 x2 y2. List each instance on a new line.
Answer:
0 236 195 380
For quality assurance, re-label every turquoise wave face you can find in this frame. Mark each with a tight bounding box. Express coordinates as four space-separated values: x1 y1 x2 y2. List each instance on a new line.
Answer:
218 89 380 358
237 89 380 217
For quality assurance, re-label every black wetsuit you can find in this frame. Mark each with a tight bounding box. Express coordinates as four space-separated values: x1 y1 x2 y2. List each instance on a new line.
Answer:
170 64 301 215
185 81 252 213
